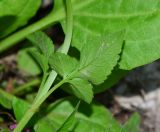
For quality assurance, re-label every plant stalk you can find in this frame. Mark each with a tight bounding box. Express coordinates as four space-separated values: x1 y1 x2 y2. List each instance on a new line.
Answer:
13 0 73 131
35 70 57 101
0 10 64 53
12 79 40 95
59 0 73 54
13 79 66 132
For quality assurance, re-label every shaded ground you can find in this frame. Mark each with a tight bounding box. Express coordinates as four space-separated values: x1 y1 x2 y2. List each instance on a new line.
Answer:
96 60 160 132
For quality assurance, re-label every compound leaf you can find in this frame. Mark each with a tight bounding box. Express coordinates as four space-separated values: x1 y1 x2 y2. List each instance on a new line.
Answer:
12 97 30 122
34 97 121 132
17 48 41 76
54 0 160 70
49 32 123 101
49 52 78 78
67 78 93 103
27 31 54 59
56 101 80 132
75 31 124 85
30 49 49 73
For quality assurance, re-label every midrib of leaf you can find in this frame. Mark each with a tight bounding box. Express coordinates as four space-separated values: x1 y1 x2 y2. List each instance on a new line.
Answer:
51 43 107 80
79 43 106 72
73 10 160 19
74 21 100 36
63 43 109 83
73 0 95 11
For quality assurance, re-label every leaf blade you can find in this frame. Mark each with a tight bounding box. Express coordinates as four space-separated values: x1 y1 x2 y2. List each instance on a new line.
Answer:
57 101 80 132
122 113 141 132
67 78 93 103
17 48 41 76
34 97 122 132
54 0 160 70
49 52 78 78
76 31 124 85
0 89 13 109
27 31 54 59
12 97 30 122
29 49 49 73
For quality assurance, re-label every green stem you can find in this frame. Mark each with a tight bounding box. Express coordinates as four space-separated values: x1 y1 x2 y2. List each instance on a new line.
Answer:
0 10 64 53
13 79 66 132
34 73 48 99
39 73 48 91
12 79 40 95
59 0 73 54
35 0 73 100
35 70 57 101
13 0 73 131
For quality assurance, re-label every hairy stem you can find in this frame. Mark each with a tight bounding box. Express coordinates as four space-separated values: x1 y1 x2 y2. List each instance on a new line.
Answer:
35 70 57 101
13 79 66 132
59 0 73 54
12 79 40 95
0 10 64 53
13 0 73 131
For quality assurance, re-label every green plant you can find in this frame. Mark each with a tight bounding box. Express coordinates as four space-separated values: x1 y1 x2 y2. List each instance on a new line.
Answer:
2 0 160 131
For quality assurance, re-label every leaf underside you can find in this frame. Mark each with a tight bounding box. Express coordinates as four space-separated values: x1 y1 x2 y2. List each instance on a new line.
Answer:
54 0 160 70
34 98 122 132
49 31 124 102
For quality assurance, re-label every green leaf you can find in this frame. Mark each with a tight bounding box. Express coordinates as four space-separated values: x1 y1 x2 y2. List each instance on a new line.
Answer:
119 15 160 69
0 0 41 37
54 0 160 70
122 113 141 132
12 97 38 127
63 48 129 93
27 31 54 59
34 97 121 132
0 128 10 132
12 97 30 121
17 48 41 76
67 78 93 103
30 49 49 73
49 53 93 103
0 88 13 109
57 101 80 132
49 52 78 78
94 68 128 93
49 32 124 98
76 31 124 85
34 119 57 132
0 15 17 36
